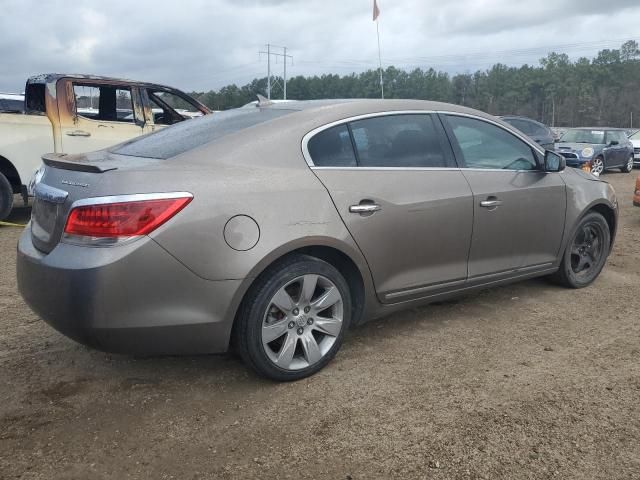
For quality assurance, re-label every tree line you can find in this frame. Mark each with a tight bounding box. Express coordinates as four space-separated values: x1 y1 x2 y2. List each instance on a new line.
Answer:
190 40 640 128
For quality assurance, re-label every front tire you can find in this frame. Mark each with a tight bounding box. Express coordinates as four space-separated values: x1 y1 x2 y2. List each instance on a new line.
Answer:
590 156 605 176
234 254 351 381
550 212 610 288
621 154 634 173
0 172 14 221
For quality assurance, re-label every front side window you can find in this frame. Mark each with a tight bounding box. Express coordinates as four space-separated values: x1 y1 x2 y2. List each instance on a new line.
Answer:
349 114 449 168
73 84 135 123
307 124 357 167
446 115 537 171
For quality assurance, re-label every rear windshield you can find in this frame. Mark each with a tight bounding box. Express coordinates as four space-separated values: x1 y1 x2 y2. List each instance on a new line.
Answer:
112 107 294 159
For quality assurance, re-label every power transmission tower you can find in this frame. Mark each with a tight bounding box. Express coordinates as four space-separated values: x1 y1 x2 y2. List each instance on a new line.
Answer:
259 44 293 100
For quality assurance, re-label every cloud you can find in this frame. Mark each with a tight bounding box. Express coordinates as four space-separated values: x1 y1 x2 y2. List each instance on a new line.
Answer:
0 0 639 93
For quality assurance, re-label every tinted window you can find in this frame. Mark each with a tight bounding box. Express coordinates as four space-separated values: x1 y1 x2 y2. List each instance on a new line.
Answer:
349 114 449 167
113 107 293 159
307 124 357 167
447 115 537 170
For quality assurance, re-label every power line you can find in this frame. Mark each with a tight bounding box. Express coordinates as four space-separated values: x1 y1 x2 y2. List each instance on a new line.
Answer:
259 44 293 99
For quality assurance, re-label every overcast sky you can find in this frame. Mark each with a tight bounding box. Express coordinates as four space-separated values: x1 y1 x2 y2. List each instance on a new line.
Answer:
1 0 640 93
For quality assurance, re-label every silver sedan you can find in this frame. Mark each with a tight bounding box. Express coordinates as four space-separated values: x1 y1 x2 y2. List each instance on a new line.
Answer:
17 99 618 381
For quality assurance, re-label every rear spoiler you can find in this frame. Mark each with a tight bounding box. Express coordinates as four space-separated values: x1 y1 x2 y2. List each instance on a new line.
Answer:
42 153 117 173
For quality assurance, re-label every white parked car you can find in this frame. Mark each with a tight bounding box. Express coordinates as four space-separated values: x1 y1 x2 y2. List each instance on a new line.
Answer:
629 130 640 167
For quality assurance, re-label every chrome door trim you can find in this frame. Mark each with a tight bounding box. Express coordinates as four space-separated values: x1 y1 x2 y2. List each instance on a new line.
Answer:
301 109 546 168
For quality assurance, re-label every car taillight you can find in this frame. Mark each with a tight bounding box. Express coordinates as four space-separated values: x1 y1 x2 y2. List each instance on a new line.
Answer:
63 193 192 245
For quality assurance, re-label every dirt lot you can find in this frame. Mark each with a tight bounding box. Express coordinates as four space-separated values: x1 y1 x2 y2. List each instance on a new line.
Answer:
1 173 639 480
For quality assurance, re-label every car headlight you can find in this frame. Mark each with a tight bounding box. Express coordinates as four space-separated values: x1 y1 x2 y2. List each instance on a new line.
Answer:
582 147 594 158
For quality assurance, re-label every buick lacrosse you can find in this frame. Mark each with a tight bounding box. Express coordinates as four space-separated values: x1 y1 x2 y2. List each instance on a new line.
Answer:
17 99 617 381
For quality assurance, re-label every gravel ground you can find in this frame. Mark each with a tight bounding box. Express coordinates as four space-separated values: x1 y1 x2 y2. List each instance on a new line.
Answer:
1 172 639 480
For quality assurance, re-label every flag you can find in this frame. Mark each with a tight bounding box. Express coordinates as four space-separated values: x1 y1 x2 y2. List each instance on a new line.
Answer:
373 0 380 21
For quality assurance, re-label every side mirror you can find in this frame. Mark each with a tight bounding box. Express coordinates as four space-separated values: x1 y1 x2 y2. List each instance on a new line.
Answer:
544 150 565 172
608 140 619 147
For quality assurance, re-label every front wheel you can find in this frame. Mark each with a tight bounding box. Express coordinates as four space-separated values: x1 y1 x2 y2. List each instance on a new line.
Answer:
621 154 634 173
590 156 605 176
234 254 351 381
550 212 610 288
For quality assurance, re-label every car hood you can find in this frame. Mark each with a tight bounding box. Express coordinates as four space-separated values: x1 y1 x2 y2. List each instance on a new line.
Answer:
630 139 640 147
555 142 601 151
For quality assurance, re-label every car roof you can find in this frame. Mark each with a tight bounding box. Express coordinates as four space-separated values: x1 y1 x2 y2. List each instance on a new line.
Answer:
570 127 627 131
252 98 498 121
25 73 185 91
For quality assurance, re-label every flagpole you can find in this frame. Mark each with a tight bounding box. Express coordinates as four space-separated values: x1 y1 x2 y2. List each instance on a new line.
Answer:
376 18 384 99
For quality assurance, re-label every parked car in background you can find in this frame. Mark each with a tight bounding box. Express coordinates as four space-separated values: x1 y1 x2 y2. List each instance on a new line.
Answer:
0 93 25 113
555 128 634 175
499 116 555 150
628 129 640 167
18 99 618 381
0 73 211 220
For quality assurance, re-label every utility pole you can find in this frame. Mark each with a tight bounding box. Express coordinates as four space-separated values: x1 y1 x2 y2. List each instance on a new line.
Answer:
259 44 293 100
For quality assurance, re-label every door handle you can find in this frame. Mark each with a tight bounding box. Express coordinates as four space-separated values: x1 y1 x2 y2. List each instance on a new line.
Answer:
480 199 503 208
349 204 381 214
66 130 91 137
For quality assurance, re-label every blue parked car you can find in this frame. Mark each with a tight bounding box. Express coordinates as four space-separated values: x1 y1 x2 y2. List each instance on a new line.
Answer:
555 128 634 175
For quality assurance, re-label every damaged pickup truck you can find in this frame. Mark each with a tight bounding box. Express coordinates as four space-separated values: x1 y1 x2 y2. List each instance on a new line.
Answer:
0 73 211 220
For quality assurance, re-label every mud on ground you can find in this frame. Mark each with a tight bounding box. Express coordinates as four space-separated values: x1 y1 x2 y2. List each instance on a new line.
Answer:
1 173 639 479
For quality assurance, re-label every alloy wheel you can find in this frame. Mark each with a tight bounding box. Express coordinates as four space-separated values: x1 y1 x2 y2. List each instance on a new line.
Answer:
261 274 344 371
626 156 634 172
590 157 604 175
570 222 605 279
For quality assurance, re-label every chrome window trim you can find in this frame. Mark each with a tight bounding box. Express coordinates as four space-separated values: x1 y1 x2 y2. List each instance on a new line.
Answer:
69 191 193 208
301 109 546 170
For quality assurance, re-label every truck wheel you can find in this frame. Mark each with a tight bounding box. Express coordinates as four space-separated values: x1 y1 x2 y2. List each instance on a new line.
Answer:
0 172 14 221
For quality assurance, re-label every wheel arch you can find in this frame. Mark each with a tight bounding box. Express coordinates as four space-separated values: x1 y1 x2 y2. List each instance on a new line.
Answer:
0 155 22 194
229 238 373 346
588 202 617 251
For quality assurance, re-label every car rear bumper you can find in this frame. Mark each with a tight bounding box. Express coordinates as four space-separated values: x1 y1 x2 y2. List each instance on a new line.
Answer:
17 226 243 355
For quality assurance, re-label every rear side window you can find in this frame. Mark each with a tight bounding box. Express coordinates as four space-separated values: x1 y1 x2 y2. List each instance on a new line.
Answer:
307 124 357 167
73 84 135 123
113 107 293 159
350 114 449 168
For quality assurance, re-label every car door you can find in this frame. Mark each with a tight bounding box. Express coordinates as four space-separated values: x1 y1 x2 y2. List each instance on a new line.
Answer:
307 113 474 303
604 131 624 167
59 81 145 153
441 114 566 280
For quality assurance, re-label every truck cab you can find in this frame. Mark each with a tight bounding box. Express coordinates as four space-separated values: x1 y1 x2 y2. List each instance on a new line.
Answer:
0 73 210 220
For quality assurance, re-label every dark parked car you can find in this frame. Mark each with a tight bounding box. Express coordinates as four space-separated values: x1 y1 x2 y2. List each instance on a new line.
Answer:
18 99 618 381
499 116 555 150
555 128 634 175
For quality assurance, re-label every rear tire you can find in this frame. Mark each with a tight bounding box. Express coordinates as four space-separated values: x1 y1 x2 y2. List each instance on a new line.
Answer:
0 173 14 221
550 212 610 289
621 154 634 173
234 254 351 381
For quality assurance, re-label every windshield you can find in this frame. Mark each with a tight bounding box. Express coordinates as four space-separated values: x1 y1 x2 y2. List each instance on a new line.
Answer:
112 107 295 159
559 129 605 144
